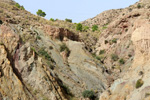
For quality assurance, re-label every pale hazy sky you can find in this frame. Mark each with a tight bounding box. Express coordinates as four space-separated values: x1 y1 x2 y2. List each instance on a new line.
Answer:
14 0 139 22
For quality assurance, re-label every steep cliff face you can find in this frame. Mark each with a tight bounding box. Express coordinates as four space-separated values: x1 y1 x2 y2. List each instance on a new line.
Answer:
82 0 150 79
99 19 150 100
0 25 68 100
93 0 150 100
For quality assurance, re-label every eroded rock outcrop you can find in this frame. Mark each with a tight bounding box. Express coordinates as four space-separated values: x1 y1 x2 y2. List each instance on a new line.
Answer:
43 25 79 41
99 20 150 100
0 25 67 100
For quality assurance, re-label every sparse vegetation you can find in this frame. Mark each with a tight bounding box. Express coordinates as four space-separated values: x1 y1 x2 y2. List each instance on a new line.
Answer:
95 56 101 61
128 8 132 12
50 18 55 22
111 54 119 61
119 58 125 64
65 18 72 23
36 9 46 17
76 23 82 31
92 53 105 63
38 48 52 60
37 35 41 40
82 90 95 99
31 47 37 53
33 90 38 95
83 26 89 32
15 3 25 10
112 38 117 43
136 79 144 88
102 23 108 30
137 3 142 9
60 43 70 56
125 29 128 32
92 25 98 32
99 50 105 55
61 84 72 95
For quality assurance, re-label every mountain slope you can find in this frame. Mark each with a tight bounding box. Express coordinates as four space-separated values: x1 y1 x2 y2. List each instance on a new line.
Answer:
1 0 150 100
82 0 150 100
0 0 109 100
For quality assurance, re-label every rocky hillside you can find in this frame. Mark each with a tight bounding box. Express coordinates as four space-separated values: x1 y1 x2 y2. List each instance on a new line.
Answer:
0 0 109 100
82 0 150 100
1 0 150 100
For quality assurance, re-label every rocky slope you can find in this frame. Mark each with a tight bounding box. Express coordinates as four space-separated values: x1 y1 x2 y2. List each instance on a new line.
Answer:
82 0 150 78
0 0 109 100
82 0 150 99
1 0 150 100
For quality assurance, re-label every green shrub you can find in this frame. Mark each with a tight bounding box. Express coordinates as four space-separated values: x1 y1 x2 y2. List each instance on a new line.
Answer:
38 48 51 60
37 35 41 40
31 47 37 53
20 6 25 10
95 56 101 61
36 9 46 17
65 18 72 23
119 58 125 64
99 50 105 55
15 3 20 8
125 29 128 32
83 26 89 32
50 18 55 21
112 38 117 43
82 90 95 99
15 3 25 10
76 23 82 31
61 84 71 95
60 43 70 56
60 43 69 52
137 3 141 9
92 53 104 62
111 54 119 61
136 79 144 88
92 53 96 58
102 23 108 30
92 25 98 32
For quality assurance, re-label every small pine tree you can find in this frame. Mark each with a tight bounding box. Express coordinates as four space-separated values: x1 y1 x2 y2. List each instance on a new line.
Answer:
36 9 46 17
